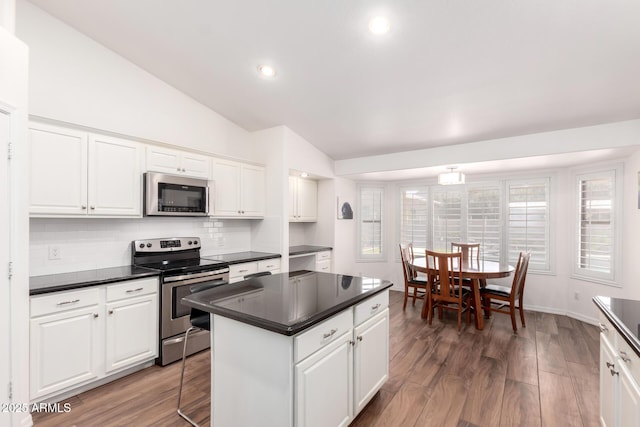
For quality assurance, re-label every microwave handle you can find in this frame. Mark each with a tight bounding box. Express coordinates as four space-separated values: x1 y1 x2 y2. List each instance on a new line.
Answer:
206 181 216 215
206 183 211 215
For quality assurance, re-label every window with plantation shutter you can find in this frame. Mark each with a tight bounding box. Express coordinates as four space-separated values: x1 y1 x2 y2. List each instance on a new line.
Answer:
432 189 462 252
400 187 429 255
467 185 502 261
506 179 550 272
358 186 384 260
574 168 620 284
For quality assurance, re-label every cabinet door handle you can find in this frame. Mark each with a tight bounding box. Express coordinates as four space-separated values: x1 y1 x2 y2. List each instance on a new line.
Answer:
357 335 363 342
57 299 80 306
90 206 95 210
182 168 186 172
238 269 249 273
126 287 144 293
108 309 114 315
610 368 619 376
599 323 608 333
348 340 355 346
606 361 615 369
81 205 87 210
323 328 338 339
93 313 99 318
371 303 381 311
619 351 631 363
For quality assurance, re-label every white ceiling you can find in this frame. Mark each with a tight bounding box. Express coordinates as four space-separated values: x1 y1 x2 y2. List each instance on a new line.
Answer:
25 0 640 165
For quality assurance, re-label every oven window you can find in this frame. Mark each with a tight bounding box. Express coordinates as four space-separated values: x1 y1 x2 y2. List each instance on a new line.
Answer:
172 285 192 319
158 183 206 213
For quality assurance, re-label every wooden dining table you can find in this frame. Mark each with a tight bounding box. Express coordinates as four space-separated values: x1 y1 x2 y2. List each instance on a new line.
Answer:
410 257 514 330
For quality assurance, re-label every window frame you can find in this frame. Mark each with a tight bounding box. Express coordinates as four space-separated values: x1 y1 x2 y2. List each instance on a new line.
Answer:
504 177 553 274
571 164 623 286
357 184 385 262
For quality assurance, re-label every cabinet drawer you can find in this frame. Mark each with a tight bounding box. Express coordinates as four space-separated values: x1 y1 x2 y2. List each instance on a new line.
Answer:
617 334 640 383
258 258 281 272
31 287 101 317
230 262 258 278
354 291 389 326
106 277 158 302
316 251 331 261
294 309 353 363
599 312 617 348
315 259 331 273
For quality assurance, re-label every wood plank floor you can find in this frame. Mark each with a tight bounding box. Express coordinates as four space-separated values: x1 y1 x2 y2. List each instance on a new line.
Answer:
32 290 600 427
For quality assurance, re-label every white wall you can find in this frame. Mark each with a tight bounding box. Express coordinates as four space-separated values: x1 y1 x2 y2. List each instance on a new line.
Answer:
15 0 256 161
249 126 287 257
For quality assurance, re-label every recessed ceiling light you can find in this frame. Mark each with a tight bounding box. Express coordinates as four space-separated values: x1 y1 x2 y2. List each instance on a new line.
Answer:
368 16 390 35
257 64 276 78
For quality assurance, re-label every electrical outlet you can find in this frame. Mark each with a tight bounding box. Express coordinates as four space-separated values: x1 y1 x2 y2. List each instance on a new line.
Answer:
48 246 61 260
574 291 580 300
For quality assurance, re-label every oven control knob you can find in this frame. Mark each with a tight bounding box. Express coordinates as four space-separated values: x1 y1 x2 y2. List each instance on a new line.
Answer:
193 240 199 246
187 240 193 245
146 243 152 248
139 243 145 249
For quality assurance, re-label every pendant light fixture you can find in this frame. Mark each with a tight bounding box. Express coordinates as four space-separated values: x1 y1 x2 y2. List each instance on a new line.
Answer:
438 166 465 185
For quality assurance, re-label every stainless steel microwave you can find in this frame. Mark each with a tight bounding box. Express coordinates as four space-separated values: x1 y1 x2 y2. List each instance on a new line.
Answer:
144 172 209 216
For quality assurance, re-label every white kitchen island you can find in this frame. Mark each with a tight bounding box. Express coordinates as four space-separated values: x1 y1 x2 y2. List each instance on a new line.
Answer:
183 270 392 427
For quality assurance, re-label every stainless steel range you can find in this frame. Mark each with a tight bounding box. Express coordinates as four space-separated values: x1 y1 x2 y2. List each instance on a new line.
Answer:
132 237 229 365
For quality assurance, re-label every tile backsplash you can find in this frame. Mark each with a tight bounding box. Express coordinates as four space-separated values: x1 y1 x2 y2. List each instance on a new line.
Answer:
30 217 252 276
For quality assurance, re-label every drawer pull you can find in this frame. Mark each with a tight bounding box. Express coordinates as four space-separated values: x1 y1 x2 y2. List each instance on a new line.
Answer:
57 299 80 306
620 351 631 363
607 361 615 369
599 323 608 333
126 287 144 293
610 368 619 376
238 269 249 273
266 265 275 268
323 328 338 339
371 303 381 311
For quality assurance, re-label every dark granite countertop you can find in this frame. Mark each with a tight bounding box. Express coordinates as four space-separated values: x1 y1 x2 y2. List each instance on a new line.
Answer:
182 270 392 336
289 245 333 256
201 251 281 265
593 296 640 357
30 266 160 296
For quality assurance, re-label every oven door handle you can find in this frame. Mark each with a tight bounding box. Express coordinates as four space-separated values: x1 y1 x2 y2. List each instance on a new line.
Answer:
190 280 228 294
163 269 229 284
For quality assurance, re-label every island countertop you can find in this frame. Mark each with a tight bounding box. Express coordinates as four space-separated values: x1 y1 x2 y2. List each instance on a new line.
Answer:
182 270 393 336
593 295 640 357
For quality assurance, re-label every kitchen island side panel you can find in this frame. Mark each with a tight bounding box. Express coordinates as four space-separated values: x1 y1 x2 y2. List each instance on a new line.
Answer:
212 314 294 427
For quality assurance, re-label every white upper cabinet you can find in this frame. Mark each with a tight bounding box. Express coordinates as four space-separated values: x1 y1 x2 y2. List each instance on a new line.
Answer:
29 122 142 217
289 177 317 222
146 145 210 179
211 158 265 218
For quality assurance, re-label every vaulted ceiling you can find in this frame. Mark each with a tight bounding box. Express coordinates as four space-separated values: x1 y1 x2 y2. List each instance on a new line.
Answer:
25 0 640 165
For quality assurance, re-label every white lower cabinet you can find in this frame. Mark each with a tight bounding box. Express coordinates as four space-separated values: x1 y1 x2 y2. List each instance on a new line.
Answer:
30 277 158 401
293 298 390 426
599 312 640 427
105 282 158 373
295 332 353 427
354 309 389 413
212 289 390 427
30 294 102 400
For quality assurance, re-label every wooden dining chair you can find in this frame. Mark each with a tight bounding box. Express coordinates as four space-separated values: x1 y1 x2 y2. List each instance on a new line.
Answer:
399 244 428 310
451 242 480 263
480 251 531 333
424 250 471 333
